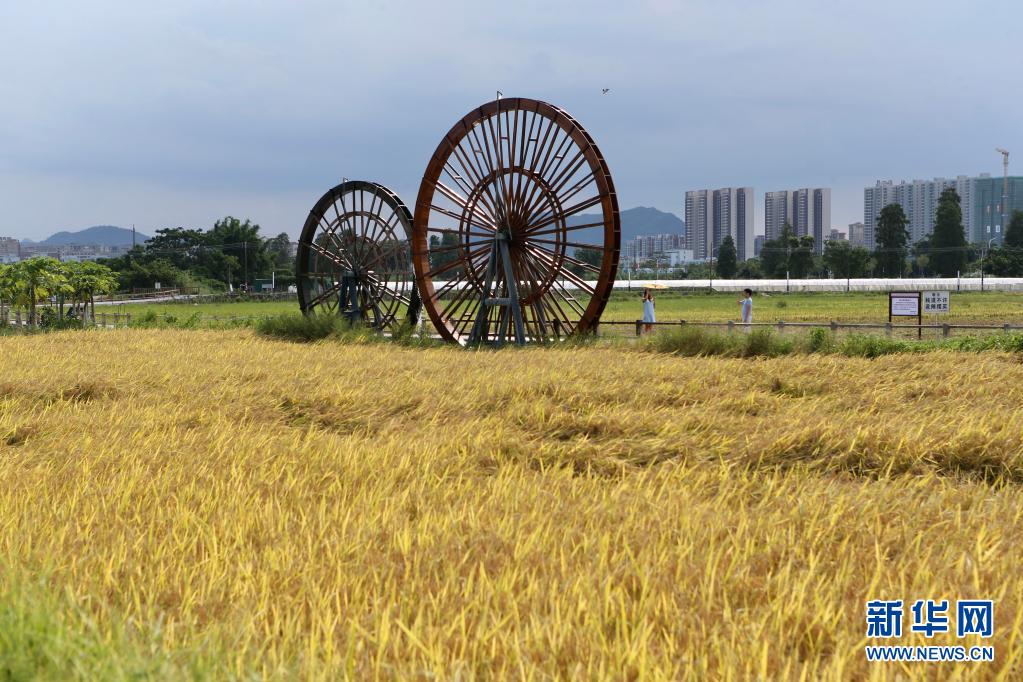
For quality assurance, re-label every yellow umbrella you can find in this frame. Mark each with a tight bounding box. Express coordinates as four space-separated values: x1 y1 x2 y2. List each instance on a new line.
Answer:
644 283 669 290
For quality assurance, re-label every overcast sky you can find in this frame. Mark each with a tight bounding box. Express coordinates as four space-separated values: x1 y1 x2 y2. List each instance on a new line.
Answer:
1 0 1020 241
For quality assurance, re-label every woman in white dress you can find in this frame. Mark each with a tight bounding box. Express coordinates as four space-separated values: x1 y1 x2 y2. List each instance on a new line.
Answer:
642 289 656 333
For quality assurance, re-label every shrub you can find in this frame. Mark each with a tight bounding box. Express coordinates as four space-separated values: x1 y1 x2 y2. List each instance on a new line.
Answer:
996 334 1023 353
129 311 162 328
388 321 442 348
254 313 379 343
948 333 1023 354
741 329 793 357
38 308 81 331
641 326 792 358
807 328 834 353
642 326 738 356
178 312 203 329
838 334 914 359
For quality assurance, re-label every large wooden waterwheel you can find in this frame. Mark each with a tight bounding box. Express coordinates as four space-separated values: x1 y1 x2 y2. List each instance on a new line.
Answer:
297 180 420 331
412 97 620 345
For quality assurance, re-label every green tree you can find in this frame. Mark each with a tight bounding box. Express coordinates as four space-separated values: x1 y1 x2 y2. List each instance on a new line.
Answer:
103 257 193 292
760 223 798 278
0 263 11 322
716 235 737 278
428 232 461 279
145 228 205 270
63 261 118 327
1004 210 1023 249
823 240 872 278
3 257 66 326
205 217 273 288
568 247 604 279
789 236 815 278
910 237 933 276
984 248 1023 276
929 188 968 276
874 204 909 276
265 232 294 269
737 258 762 279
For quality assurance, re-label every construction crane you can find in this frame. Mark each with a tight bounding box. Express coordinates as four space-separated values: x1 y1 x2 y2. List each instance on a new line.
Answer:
996 147 1009 241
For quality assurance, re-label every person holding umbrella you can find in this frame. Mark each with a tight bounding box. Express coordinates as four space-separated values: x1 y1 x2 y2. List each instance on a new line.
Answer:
642 286 665 333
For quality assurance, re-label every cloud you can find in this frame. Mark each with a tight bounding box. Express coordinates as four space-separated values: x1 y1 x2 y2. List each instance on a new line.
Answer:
0 0 1020 239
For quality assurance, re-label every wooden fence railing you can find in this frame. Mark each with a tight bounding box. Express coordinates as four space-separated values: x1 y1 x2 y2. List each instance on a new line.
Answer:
100 289 185 302
5 311 1023 339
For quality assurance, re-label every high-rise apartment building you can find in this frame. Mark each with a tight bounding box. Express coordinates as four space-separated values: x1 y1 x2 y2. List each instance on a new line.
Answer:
863 175 990 248
684 187 754 261
764 191 792 241
847 222 865 247
764 188 831 254
972 174 1023 243
684 189 713 261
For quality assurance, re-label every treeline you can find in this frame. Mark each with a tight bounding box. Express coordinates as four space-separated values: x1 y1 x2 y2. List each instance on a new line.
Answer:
98 217 294 292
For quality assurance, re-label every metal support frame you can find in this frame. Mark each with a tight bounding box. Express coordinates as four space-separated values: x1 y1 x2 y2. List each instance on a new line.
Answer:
469 232 526 345
339 272 363 325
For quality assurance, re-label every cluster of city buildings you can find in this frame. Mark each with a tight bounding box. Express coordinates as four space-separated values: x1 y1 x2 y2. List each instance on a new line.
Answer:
660 171 1022 265
863 173 1022 248
683 187 829 262
622 233 685 262
0 238 133 264
764 188 832 251
684 187 756 262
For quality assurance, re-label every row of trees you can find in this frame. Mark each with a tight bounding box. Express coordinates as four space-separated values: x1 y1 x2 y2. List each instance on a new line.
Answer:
0 258 118 327
98 217 294 291
711 229 847 280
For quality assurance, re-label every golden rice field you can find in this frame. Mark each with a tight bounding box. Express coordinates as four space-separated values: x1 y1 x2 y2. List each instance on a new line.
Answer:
1 329 1023 679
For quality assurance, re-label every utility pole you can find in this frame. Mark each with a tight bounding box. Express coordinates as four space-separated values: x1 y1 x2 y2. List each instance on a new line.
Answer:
996 148 1010 244
132 224 136 249
243 241 248 291
709 246 715 292
981 238 994 292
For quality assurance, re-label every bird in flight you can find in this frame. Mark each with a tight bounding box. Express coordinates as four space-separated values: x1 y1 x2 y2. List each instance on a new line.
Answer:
602 88 610 94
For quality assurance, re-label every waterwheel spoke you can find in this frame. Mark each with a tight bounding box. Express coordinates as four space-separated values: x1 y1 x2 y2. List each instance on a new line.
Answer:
526 195 606 234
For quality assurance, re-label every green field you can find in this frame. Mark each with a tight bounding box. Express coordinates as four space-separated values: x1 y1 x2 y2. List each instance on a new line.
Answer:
109 290 1023 326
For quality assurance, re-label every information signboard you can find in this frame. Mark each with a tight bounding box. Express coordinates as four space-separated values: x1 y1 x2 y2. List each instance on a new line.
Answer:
890 292 920 317
889 291 922 339
923 291 950 314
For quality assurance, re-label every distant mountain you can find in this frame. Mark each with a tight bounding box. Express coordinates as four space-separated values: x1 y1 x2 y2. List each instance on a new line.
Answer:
28 225 150 247
566 206 684 245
